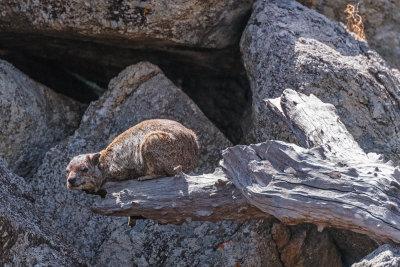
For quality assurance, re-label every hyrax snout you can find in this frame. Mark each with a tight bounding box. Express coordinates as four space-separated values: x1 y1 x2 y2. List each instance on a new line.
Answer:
66 153 102 190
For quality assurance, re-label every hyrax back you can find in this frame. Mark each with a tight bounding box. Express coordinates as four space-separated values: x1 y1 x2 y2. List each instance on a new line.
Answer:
140 129 198 180
66 119 199 192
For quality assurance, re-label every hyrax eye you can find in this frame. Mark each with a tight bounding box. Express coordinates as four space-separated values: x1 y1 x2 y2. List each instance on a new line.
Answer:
82 167 89 173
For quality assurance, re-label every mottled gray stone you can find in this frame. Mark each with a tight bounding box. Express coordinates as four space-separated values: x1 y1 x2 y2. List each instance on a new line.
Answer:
0 157 84 266
0 59 84 177
0 0 253 49
240 0 400 164
31 61 233 264
96 220 283 267
297 0 400 70
352 244 400 267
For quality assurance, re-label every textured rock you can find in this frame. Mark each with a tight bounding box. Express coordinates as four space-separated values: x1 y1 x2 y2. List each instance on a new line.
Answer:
0 59 84 177
240 0 400 163
0 158 84 266
279 224 342 267
328 228 378 266
0 0 253 49
297 0 400 69
352 244 400 267
30 61 232 264
96 220 283 267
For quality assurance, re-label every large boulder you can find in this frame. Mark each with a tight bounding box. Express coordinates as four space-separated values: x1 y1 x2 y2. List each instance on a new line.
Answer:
0 0 253 49
0 158 84 266
240 0 400 163
297 0 400 70
0 59 84 177
30 61 234 263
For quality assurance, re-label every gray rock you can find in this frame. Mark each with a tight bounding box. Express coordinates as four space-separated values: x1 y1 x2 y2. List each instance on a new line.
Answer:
30 61 233 264
327 228 378 266
0 59 84 177
297 0 400 70
0 157 84 266
240 0 400 163
352 244 400 267
0 0 253 49
96 220 283 267
278 224 342 267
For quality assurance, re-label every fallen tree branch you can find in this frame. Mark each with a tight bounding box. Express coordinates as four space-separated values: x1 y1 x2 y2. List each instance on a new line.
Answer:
91 169 267 224
222 140 400 243
92 89 400 243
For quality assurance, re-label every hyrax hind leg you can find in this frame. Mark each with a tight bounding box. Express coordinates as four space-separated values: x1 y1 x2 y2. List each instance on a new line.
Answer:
139 130 184 181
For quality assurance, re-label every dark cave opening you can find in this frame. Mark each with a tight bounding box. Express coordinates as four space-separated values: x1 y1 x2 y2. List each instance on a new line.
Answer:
0 34 251 144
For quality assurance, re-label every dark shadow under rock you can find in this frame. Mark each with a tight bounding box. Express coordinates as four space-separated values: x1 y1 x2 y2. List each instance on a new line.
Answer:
0 35 250 144
327 228 379 266
272 223 342 267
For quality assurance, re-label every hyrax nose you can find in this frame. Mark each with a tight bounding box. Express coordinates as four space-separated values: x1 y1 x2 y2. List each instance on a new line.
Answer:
68 178 77 185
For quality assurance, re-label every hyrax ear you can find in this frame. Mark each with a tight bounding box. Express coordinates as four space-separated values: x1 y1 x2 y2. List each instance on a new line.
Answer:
87 153 101 166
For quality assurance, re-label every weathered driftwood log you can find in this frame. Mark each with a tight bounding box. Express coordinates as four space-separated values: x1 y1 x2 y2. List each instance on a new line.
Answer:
92 169 267 224
223 89 400 243
93 89 400 243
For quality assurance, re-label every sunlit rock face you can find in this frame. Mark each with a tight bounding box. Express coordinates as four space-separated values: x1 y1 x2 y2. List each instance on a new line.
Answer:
240 0 400 164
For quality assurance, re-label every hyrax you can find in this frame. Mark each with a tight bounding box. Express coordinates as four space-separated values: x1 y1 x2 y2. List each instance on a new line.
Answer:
66 119 199 192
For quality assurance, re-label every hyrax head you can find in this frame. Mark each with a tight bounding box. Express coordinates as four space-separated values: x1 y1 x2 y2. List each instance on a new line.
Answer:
66 153 103 192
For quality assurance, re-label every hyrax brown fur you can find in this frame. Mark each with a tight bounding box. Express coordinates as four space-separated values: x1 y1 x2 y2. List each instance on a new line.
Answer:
66 119 199 192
